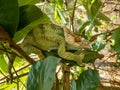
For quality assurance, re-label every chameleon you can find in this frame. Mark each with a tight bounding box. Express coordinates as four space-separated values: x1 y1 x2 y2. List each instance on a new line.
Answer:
20 24 89 66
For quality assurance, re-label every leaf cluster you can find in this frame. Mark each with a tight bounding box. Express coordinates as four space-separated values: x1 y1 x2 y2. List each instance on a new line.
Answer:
0 0 120 90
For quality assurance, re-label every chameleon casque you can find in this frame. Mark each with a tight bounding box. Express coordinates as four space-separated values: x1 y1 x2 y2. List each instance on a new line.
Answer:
20 23 89 66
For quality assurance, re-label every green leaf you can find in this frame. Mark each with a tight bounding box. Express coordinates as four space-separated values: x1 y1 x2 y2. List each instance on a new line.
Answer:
77 21 90 34
18 0 41 7
111 41 120 53
114 63 120 67
4 83 16 90
13 14 51 42
112 29 120 42
85 28 92 40
75 49 99 63
14 5 51 42
111 29 120 53
0 0 19 37
83 51 99 63
54 7 66 24
70 80 76 90
0 54 8 73
81 0 91 12
76 69 100 90
57 8 66 24
92 41 105 52
93 26 98 32
91 0 102 16
92 18 101 25
92 33 106 51
117 55 120 60
18 5 44 30
0 84 8 90
55 0 63 9
82 0 109 26
26 56 61 90
97 12 110 22
77 19 82 25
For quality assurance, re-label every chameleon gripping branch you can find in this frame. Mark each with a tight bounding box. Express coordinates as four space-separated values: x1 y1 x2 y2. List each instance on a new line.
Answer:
20 24 85 66
0 26 35 64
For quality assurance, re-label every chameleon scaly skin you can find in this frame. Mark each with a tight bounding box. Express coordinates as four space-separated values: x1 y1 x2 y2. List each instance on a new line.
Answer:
21 24 85 66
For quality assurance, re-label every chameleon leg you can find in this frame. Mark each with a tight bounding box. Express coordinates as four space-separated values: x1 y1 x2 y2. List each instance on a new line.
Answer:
32 47 45 60
20 44 45 60
58 42 85 66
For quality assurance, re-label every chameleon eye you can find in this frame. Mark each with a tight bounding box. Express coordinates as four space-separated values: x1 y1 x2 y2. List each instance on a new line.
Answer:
74 36 81 42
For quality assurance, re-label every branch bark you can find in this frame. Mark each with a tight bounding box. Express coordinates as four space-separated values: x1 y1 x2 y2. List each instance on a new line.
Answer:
0 26 35 64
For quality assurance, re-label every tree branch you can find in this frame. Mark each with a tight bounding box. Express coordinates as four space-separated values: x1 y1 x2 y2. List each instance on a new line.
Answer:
70 0 77 32
0 26 35 64
0 72 28 84
0 64 30 82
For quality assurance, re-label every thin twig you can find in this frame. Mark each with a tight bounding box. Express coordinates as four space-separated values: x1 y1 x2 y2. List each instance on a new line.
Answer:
91 26 120 41
0 26 35 64
0 72 28 84
0 70 8 79
63 63 70 90
12 65 26 88
104 1 120 5
0 64 30 82
0 48 19 56
70 0 77 32
64 0 68 10
97 53 117 69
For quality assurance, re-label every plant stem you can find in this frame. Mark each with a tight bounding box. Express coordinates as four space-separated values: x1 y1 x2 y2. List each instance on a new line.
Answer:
63 63 70 90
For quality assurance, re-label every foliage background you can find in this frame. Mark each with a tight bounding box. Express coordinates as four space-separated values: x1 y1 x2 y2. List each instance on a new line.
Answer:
0 0 120 90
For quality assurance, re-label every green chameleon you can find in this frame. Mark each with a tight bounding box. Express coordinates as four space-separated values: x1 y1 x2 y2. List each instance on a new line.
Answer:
20 24 87 66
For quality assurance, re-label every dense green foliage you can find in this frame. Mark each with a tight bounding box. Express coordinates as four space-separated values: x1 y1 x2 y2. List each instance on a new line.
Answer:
27 56 60 90
0 0 19 37
0 0 120 90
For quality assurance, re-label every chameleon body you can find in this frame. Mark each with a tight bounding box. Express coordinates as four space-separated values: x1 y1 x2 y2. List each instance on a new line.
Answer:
21 24 85 66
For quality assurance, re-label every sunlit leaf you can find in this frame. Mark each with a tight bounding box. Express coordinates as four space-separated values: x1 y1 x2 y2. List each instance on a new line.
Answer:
4 83 16 90
0 84 8 90
0 54 8 73
86 29 92 40
18 0 41 7
54 7 64 23
13 15 51 42
56 8 66 24
55 0 63 9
